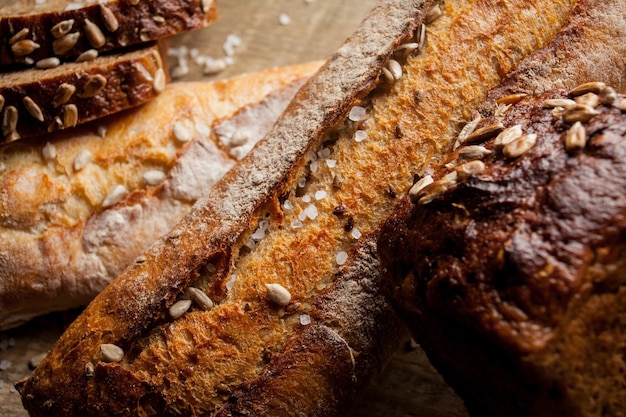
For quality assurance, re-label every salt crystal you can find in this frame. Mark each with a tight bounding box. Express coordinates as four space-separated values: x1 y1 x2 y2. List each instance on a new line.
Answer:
326 159 337 168
336 251 348 265
302 195 311 203
279 13 291 25
0 360 11 371
300 314 312 325
315 190 327 200
354 130 368 142
305 204 319 220
351 228 362 239
291 219 303 229
283 200 294 210
310 160 318 173
349 106 367 121
226 275 237 291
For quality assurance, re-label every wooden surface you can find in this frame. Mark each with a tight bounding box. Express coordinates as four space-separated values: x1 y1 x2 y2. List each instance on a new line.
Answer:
0 1 469 416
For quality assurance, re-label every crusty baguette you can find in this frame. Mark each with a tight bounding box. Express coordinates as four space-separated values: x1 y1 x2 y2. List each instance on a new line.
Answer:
0 61 321 330
17 0 626 416
0 0 217 68
0 43 167 143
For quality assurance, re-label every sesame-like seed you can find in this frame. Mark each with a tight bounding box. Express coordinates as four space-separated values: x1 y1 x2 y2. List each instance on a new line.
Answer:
84 19 106 48
153 68 166 93
76 49 98 62
336 251 348 265
456 160 486 179
424 4 443 24
493 124 523 148
564 121 586 151
36 57 61 69
143 170 166 185
503 134 537 158
561 104 599 123
416 23 426 51
42 142 57 161
542 98 576 109
100 4 120 32
397 42 419 54
496 93 527 106
80 74 107 98
570 81 606 97
173 120 194 143
465 122 504 144
51 19 74 39
454 115 482 149
100 343 124 363
459 145 492 160
169 299 192 319
73 149 92 171
11 39 40 56
22 97 44 122
8 28 29 45
418 172 458 205
265 283 291 306
53 83 76 108
63 104 78 129
348 106 367 122
381 67 394 83
102 185 128 207
387 59 402 80
408 175 434 202
2 106 18 136
186 287 214 311
53 32 80 55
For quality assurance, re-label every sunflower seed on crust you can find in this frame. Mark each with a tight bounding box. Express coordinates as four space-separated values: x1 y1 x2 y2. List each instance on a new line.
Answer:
36 57 61 69
542 98 576 109
496 93 527 106
100 344 124 363
80 74 107 98
53 32 80 55
265 283 292 306
418 172 458 205
169 299 192 319
76 49 98 63
153 68 166 93
574 92 600 108
84 19 106 49
100 4 120 32
564 121 586 151
11 39 40 56
465 121 504 145
2 106 18 136
63 104 78 129
9 28 29 45
53 83 76 108
408 175 434 202
493 124 523 148
454 115 482 149
387 59 402 80
459 145 492 160
456 160 486 179
73 149 91 171
23 97 44 122
599 87 617 105
503 134 537 158
424 4 443 24
186 287 214 311
51 19 74 39
569 81 606 97
561 104 600 123
102 185 128 208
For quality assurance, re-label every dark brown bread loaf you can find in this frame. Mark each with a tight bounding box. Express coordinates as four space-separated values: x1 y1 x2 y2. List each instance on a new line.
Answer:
0 0 217 68
16 0 626 416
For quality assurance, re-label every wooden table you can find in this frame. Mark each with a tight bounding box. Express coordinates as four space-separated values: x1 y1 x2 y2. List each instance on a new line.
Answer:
0 1 469 416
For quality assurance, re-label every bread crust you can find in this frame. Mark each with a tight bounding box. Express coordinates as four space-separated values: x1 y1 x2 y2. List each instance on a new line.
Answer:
0 0 218 68
0 61 321 329
18 0 621 415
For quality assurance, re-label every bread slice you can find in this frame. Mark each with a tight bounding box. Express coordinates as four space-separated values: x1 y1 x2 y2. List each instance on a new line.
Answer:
17 0 626 416
0 0 218 68
0 43 168 143
0 61 321 330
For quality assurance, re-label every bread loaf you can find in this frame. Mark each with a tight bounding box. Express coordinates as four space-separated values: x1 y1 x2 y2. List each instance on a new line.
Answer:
0 0 217 68
0 61 320 329
18 0 626 416
0 43 167 143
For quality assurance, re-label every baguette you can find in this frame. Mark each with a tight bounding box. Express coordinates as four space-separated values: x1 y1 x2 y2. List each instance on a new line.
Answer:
0 43 167 143
0 61 321 329
0 0 217 68
18 0 626 416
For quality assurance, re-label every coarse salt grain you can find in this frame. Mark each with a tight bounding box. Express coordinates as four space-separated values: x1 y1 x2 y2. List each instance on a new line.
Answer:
297 177 307 188
336 251 348 265
42 142 56 160
349 106 367 121
291 219 303 229
310 160 319 173
143 170 166 185
326 159 337 168
173 120 194 143
315 190 327 200
351 228 362 239
302 195 312 203
305 204 319 220
226 274 237 291
283 200 294 210
279 13 291 25
354 130 368 142
300 314 312 325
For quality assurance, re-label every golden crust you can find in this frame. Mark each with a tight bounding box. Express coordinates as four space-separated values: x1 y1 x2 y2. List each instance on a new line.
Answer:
0 61 321 329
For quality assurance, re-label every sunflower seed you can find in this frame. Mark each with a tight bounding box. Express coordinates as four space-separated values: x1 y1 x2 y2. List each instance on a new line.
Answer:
465 122 504 145
0 95 4 113
562 104 599 123
53 32 80 55
73 149 91 171
63 104 78 129
153 68 166 93
542 98 576 109
574 92 600 108
11 39 40 56
564 121 586 151
418 173 457 205
143 170 166 185
186 287 214 311
424 4 443 24
416 23 426 51
503 134 537 158
100 4 120 32
76 49 98 62
454 115 482 148
456 160 486 179
51 19 74 39
387 59 402 81
23 97 44 122
139 28 150 42
459 145 492 160
494 103 511 119
2 106 18 136
381 67 395 83
570 81 606 97
84 362 95 378
493 124 523 148
408 174 434 202
615 98 626 111
8 28 29 45
100 343 124 363
42 142 57 161
153 15 165 24
496 93 527 106
36 57 61 69
53 83 76 107
265 283 291 306
397 42 419 54
102 185 128 207
84 19 106 48
169 299 192 319
173 120 194 143
599 87 617 105
80 74 107 98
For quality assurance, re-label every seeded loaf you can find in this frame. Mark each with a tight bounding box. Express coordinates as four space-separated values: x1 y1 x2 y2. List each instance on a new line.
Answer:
17 0 623 415
379 84 626 417
0 43 169 143
0 60 321 330
0 0 218 68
